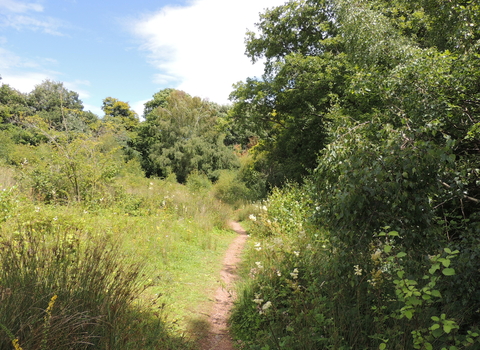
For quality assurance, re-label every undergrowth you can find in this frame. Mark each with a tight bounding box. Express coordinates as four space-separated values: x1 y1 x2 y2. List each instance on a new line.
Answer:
231 184 480 350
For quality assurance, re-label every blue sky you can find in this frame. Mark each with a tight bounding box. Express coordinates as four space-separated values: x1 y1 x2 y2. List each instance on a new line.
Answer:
0 0 286 117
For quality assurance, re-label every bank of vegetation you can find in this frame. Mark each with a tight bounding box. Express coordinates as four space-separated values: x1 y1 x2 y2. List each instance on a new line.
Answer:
229 0 480 349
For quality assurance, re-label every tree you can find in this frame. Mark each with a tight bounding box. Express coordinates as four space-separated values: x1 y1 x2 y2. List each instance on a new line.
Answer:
101 97 139 132
23 79 100 135
133 89 239 183
143 88 174 118
229 0 347 187
0 83 29 124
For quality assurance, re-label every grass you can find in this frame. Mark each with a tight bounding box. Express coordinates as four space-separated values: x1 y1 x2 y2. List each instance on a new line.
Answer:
0 170 239 349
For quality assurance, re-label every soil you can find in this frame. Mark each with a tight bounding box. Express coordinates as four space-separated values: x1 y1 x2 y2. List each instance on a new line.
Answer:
199 221 248 350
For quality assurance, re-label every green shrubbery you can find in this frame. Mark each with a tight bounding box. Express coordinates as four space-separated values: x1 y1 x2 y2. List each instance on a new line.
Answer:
231 185 480 350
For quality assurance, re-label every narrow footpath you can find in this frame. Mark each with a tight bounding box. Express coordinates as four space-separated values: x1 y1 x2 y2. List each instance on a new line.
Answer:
199 221 248 350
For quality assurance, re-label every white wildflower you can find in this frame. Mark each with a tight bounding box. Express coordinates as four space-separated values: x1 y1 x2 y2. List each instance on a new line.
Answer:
249 214 257 221
293 251 300 257
253 293 263 305
254 242 262 251
290 268 299 279
255 261 264 269
354 265 363 276
276 270 282 277
262 301 272 311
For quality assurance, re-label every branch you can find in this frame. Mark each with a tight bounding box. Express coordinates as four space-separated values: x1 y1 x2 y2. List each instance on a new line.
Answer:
439 180 480 204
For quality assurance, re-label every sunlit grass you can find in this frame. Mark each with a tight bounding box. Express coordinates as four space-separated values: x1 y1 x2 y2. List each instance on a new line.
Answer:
0 173 238 349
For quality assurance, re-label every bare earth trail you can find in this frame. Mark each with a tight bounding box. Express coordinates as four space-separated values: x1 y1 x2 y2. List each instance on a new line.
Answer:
199 221 248 350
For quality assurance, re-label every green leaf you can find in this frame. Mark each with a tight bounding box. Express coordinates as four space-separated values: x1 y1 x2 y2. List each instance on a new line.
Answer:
443 324 452 333
379 343 387 350
429 263 440 274
444 248 452 254
396 252 407 258
397 271 405 278
442 268 455 276
384 245 392 253
430 323 440 330
404 310 413 319
440 258 451 267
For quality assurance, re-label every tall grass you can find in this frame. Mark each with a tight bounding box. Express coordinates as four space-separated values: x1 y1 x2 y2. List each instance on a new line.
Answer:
0 163 238 349
0 220 144 349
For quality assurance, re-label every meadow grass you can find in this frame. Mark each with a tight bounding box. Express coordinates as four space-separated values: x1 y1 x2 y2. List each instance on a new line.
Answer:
0 172 238 349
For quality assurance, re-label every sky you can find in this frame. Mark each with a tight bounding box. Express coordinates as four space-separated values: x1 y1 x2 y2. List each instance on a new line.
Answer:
0 0 286 117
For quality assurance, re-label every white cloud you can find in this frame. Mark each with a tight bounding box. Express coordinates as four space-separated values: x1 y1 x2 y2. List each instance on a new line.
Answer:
0 0 65 35
0 0 43 13
64 80 91 100
1 14 65 35
132 0 286 104
0 72 49 92
131 99 149 119
83 103 103 117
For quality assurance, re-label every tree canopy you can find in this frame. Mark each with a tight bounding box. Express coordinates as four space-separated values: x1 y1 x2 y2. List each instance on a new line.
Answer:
133 89 239 183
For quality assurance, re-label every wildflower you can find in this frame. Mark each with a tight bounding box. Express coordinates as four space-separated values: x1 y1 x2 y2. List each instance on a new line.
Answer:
354 265 362 276
276 270 282 277
253 293 263 305
261 205 268 211
293 251 300 257
255 261 264 269
290 268 299 279
254 242 262 251
12 338 23 350
53 216 58 221
46 294 58 316
262 301 272 311
249 214 257 221
35 207 40 212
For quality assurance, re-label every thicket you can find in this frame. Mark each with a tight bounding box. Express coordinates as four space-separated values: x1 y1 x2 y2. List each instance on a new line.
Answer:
230 0 480 349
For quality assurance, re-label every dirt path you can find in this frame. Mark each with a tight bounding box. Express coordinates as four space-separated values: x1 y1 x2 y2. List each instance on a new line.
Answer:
199 221 248 350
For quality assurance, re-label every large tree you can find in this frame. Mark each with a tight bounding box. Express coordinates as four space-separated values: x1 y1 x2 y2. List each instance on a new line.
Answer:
133 89 239 183
27 80 98 133
229 0 348 186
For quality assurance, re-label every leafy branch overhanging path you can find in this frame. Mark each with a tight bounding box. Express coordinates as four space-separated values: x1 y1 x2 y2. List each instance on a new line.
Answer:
200 221 248 350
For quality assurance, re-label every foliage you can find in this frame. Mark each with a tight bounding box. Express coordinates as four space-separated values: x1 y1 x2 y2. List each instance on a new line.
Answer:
17 131 121 204
0 211 145 349
27 80 97 132
0 83 29 124
229 0 346 186
133 89 239 183
102 97 139 132
231 0 480 349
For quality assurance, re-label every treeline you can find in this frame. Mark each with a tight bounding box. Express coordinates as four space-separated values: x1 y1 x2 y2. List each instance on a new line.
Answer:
229 0 480 349
0 79 267 206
